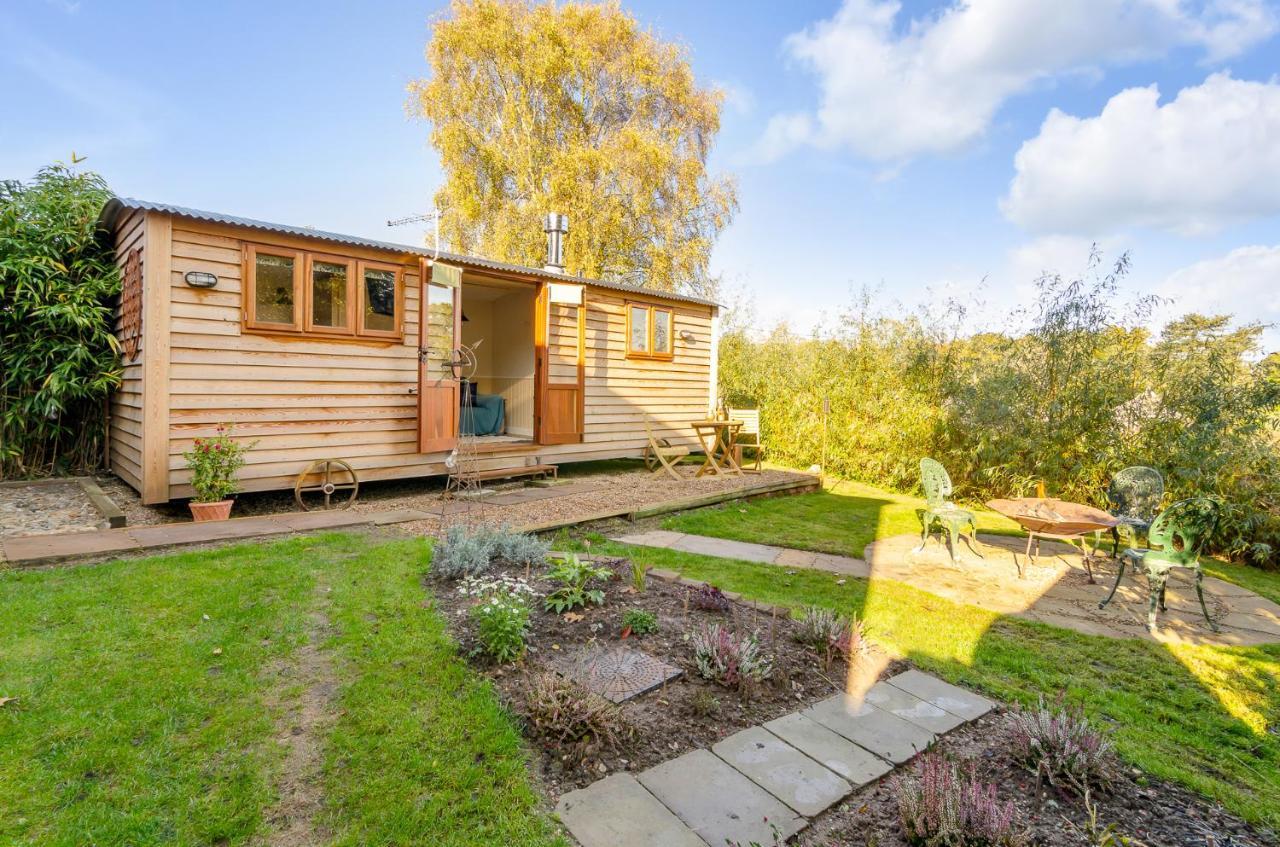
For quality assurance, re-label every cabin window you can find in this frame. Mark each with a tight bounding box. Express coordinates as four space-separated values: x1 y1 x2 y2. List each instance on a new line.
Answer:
359 262 402 337
244 243 403 339
246 245 302 331
626 303 675 361
307 256 352 332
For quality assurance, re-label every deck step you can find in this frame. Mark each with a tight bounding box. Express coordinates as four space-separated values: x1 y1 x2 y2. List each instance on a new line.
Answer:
456 463 558 483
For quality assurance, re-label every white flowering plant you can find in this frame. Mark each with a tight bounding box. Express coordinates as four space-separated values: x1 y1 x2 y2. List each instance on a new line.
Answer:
465 577 535 663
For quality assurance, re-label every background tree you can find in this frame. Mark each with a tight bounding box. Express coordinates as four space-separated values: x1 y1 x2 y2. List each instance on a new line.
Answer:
409 0 737 295
0 162 120 477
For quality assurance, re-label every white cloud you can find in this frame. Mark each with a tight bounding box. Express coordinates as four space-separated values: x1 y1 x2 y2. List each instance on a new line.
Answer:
1002 73 1280 236
756 0 1276 163
1155 244 1280 348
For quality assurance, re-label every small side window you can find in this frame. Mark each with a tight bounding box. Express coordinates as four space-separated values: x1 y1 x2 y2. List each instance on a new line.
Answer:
652 308 672 356
628 304 650 355
358 262 402 338
306 256 353 333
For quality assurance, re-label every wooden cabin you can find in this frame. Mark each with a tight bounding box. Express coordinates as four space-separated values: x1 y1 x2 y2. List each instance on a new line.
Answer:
97 199 719 504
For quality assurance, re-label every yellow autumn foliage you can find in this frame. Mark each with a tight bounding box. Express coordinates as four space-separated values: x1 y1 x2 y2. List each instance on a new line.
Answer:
408 0 737 295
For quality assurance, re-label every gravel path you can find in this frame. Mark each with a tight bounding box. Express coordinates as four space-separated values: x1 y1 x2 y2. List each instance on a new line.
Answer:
0 481 107 539
93 464 817 538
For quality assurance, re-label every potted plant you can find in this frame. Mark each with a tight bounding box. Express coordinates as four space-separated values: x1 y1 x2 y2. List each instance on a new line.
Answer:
182 425 250 521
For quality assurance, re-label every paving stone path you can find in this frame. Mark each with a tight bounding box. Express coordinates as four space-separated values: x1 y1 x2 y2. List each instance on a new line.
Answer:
611 529 1280 647
555 670 993 847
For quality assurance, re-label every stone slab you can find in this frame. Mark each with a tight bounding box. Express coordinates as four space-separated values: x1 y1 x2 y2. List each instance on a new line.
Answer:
804 694 935 764
884 670 995 722
555 773 706 847
763 712 893 786
862 680 965 734
671 535 783 563
551 644 682 704
712 726 851 816
638 749 805 847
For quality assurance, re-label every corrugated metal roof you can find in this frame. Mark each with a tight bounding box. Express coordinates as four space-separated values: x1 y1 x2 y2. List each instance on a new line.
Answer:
98 197 719 308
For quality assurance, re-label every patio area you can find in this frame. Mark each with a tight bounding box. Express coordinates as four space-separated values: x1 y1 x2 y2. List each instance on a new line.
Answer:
613 529 1280 647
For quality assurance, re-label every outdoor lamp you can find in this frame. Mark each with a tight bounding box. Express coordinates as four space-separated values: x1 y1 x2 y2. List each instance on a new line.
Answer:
184 271 218 288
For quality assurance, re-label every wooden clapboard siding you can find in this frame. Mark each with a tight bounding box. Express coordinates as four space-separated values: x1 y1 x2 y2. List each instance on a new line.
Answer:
108 209 146 491
109 209 715 501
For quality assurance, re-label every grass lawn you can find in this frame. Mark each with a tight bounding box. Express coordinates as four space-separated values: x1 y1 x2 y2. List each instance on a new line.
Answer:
0 533 564 847
565 478 1280 830
663 478 1024 557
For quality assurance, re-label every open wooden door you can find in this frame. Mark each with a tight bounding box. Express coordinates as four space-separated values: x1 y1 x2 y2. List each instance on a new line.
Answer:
535 281 585 445
417 259 462 453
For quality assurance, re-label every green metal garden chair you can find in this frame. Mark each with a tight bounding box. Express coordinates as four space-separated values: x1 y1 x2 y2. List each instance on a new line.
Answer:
1097 497 1220 632
913 458 984 565
1101 466 1164 558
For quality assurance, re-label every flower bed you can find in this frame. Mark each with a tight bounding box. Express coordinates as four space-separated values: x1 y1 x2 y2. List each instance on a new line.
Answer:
429 547 897 798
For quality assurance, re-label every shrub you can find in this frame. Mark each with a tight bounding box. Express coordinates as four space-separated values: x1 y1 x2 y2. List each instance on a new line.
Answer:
1007 696 1115 797
690 623 772 690
629 560 647 593
524 671 631 748
621 608 658 636
432 524 548 579
468 582 532 663
181 425 252 503
1 162 120 477
543 554 612 613
687 688 721 717
893 754 1025 847
793 606 867 664
688 582 731 613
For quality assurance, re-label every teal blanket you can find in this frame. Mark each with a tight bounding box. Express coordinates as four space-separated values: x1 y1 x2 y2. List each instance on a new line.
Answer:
461 393 505 436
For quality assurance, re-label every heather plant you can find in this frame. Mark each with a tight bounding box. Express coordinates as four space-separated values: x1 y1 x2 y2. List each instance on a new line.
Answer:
523 671 631 749
688 582 731 613
543 554 612 613
181 425 252 503
892 754 1026 847
1 162 121 477
793 606 867 665
468 583 531 663
621 608 658 636
690 623 772 690
1008 696 1115 797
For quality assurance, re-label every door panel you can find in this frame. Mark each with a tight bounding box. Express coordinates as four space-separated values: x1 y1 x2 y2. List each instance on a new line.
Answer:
535 283 584 445
418 259 462 453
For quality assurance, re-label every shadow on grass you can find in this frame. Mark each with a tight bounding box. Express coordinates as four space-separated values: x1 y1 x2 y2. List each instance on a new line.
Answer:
586 484 1280 831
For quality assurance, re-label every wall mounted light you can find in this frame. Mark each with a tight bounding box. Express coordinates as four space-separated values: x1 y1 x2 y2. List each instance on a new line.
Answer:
184 271 218 288
679 330 696 343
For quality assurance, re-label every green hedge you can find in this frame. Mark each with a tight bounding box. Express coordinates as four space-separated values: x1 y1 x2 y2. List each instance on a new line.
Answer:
720 255 1280 564
0 163 120 477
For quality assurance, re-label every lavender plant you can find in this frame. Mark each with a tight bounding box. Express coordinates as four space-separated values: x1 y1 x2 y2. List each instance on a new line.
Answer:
690 623 773 690
432 524 548 579
1008 696 1115 797
892 754 1026 847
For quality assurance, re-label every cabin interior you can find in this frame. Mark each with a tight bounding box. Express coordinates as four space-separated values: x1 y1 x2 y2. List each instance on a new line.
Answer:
458 276 537 443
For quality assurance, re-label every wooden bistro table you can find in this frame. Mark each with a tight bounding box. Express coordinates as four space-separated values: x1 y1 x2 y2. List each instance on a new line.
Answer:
691 419 743 477
986 497 1119 582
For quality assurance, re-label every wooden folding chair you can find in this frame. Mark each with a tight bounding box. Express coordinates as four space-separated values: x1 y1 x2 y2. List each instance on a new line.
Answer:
728 408 764 472
642 414 690 480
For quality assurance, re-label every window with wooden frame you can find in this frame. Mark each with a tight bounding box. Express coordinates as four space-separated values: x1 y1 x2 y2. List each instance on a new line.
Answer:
625 302 674 361
243 242 404 340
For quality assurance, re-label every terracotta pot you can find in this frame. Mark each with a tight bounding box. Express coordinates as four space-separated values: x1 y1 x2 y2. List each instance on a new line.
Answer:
189 499 233 522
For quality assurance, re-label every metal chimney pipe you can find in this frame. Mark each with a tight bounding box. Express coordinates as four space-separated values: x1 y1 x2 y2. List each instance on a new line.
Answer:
543 213 568 273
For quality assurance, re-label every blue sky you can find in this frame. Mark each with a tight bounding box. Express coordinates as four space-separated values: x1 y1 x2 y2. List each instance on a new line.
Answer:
4 0 1279 348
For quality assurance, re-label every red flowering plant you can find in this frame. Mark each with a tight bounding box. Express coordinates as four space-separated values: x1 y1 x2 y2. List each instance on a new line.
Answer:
182 425 254 503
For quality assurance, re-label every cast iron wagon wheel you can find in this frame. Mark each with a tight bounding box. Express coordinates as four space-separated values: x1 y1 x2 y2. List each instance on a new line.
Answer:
294 459 359 511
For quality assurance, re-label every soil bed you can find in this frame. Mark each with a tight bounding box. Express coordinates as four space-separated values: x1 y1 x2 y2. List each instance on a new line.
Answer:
429 555 900 800
798 711 1274 847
